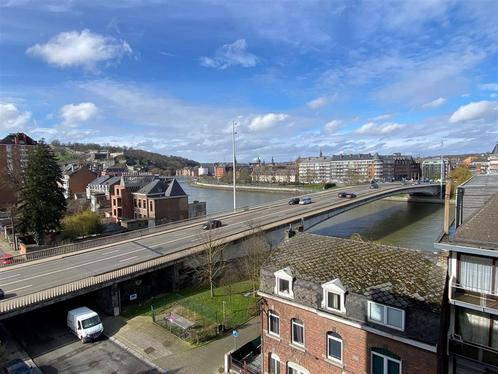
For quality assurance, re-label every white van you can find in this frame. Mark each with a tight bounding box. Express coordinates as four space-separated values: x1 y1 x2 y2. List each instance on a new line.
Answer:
67 307 104 342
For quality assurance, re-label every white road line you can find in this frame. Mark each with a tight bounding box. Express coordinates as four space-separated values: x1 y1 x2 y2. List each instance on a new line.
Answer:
6 284 32 293
0 273 20 281
119 256 138 262
0 247 147 287
106 249 120 254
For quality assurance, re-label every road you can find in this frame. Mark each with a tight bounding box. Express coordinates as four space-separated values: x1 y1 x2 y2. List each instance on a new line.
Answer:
0 183 437 303
5 305 158 374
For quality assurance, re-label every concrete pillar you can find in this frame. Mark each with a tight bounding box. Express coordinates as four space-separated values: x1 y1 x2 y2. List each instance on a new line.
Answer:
95 283 121 316
111 283 121 316
171 263 180 292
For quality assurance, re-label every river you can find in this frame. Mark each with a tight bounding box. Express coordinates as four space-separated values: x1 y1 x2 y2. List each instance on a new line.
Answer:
178 179 445 252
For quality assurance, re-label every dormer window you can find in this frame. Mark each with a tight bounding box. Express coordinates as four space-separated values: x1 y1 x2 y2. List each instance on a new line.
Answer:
367 301 405 331
321 279 346 313
274 267 294 299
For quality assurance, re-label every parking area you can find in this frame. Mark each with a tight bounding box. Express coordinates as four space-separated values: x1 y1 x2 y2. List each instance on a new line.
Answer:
4 302 158 374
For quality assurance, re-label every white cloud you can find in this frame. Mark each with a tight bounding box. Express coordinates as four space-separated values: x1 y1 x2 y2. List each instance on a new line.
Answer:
60 102 99 126
200 39 257 69
26 29 132 71
307 96 327 109
324 120 342 133
356 121 403 135
0 103 31 130
449 101 498 123
248 113 289 131
371 114 391 121
422 97 446 108
480 83 498 91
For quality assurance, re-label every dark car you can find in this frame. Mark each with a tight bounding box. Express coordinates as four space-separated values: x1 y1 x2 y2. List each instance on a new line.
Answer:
0 288 4 300
202 219 222 230
369 182 379 189
288 197 300 205
3 359 32 374
337 191 357 198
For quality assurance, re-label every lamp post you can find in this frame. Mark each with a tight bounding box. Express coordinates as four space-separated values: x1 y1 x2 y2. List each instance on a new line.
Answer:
232 121 237 212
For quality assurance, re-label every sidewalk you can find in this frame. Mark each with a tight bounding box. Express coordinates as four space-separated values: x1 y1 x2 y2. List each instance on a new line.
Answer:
103 315 260 374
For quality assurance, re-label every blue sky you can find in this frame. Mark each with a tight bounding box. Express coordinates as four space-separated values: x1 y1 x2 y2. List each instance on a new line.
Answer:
1 0 497 162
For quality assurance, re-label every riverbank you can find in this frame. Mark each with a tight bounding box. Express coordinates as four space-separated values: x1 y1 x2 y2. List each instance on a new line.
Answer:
382 195 455 204
191 181 304 193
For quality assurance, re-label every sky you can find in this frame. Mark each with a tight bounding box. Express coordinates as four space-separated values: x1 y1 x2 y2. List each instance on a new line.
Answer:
0 0 498 163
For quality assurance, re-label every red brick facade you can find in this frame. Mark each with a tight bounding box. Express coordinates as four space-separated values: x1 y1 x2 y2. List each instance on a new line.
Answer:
261 296 438 374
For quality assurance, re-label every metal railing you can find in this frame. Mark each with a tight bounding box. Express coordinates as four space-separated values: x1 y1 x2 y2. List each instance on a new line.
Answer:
450 280 498 312
450 336 498 367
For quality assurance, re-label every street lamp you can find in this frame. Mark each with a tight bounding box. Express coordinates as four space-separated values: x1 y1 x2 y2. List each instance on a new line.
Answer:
232 121 237 212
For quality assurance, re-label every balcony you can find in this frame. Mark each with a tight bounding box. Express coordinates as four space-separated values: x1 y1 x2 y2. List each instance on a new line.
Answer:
450 280 498 314
450 336 498 367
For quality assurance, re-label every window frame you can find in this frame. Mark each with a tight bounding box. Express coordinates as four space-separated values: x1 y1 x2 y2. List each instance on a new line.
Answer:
326 332 343 364
269 353 280 374
291 318 305 347
268 311 280 337
371 350 402 374
367 301 405 331
274 268 294 299
321 278 346 314
287 362 309 374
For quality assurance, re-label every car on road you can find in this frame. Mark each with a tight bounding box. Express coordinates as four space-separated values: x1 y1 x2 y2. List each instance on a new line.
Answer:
299 197 312 205
369 182 379 189
202 219 222 230
338 192 357 198
0 288 4 300
3 358 32 374
1 253 13 265
67 307 104 343
288 197 300 205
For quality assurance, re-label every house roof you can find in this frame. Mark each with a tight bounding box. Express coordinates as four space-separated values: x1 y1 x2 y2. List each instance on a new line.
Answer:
261 233 446 312
492 142 498 155
453 191 498 250
88 175 121 186
0 133 37 145
165 178 187 197
135 178 187 197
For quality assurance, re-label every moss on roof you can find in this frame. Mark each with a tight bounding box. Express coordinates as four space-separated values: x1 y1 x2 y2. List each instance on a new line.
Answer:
262 233 446 312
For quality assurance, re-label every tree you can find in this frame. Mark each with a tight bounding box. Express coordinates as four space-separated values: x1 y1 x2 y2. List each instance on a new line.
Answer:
451 165 472 186
241 226 271 296
63 210 102 239
17 142 66 245
193 229 227 297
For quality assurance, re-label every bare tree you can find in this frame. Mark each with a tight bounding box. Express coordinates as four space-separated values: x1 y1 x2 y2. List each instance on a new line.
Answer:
193 228 227 297
241 225 272 296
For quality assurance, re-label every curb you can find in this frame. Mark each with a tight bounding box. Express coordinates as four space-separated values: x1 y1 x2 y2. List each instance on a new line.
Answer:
106 334 167 373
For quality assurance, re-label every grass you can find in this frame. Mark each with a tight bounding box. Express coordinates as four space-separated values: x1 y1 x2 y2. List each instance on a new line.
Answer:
123 280 259 328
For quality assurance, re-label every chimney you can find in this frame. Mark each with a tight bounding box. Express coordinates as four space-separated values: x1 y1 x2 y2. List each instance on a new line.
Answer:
443 178 452 235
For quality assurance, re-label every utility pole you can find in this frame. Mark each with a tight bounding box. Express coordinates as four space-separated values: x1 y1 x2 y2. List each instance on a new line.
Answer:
232 121 237 212
440 140 444 200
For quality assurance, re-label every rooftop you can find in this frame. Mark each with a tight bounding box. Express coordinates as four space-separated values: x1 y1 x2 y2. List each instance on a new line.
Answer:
0 133 37 145
135 178 187 197
261 233 446 312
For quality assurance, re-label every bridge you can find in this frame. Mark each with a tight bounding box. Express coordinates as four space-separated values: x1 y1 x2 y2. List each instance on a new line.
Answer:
0 183 440 319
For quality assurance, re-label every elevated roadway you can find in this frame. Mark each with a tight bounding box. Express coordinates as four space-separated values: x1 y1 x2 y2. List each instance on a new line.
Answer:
0 183 439 318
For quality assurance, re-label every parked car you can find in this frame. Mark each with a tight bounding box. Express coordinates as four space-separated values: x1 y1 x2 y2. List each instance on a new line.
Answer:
0 288 4 300
337 192 357 198
67 307 104 343
299 197 312 205
3 358 32 374
288 197 300 205
202 219 222 230
369 182 379 189
1 253 13 265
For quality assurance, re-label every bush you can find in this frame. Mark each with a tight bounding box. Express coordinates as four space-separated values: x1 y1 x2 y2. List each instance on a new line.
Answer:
323 182 336 189
63 210 102 239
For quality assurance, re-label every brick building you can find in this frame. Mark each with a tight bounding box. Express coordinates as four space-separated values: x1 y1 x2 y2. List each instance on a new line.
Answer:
61 164 96 199
0 133 37 207
259 233 447 374
489 142 498 174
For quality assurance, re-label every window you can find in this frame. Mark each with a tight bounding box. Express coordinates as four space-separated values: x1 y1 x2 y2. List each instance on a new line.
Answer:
291 319 304 347
287 362 309 374
367 301 404 331
328 292 341 310
327 332 342 363
138 200 142 208
268 311 280 337
134 199 137 207
150 201 153 212
321 278 346 313
274 268 294 298
269 353 280 374
459 254 494 293
371 349 401 374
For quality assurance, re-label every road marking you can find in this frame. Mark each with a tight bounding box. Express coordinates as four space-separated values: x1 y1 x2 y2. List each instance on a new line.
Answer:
0 247 148 287
106 249 120 254
119 256 138 262
0 273 20 281
6 284 32 293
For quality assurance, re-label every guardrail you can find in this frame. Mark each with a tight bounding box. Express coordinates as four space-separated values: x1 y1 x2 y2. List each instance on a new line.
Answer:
450 336 498 366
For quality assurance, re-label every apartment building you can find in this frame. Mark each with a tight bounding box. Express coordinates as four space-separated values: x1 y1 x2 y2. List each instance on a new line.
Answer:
422 158 451 181
297 153 419 184
111 175 156 222
61 164 96 199
251 163 297 184
0 132 37 207
259 233 447 374
435 174 498 373
489 143 498 175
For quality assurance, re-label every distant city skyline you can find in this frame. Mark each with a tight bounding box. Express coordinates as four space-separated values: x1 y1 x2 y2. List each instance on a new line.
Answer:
1 0 498 162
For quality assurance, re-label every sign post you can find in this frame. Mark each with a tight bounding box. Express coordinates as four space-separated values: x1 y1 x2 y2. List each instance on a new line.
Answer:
232 329 239 350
